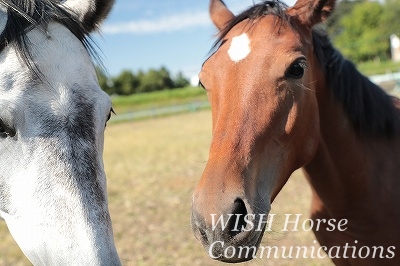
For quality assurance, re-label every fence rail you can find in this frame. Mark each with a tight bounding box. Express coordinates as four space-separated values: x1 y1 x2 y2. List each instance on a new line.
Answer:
369 71 400 84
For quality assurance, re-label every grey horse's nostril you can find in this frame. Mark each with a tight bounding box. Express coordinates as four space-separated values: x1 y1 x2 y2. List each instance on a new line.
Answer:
199 227 208 244
227 198 248 238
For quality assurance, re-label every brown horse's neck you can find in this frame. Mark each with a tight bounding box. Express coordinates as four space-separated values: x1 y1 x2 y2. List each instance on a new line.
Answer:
303 65 400 223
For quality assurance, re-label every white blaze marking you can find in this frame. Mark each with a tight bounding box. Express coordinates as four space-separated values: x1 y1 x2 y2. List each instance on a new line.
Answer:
228 33 251 62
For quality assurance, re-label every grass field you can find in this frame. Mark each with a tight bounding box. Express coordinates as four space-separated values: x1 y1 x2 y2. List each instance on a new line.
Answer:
357 60 400 76
0 110 333 266
111 86 208 114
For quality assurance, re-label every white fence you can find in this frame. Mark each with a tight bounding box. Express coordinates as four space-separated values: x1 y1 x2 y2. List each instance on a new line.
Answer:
369 71 400 85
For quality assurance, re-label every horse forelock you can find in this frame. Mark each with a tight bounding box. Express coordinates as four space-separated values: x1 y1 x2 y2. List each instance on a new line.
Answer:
0 0 100 77
213 0 289 49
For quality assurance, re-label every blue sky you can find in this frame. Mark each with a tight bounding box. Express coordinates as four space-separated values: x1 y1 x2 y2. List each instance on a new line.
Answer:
94 0 296 83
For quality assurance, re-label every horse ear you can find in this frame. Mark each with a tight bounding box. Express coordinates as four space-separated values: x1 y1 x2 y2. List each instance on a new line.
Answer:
210 0 235 31
287 0 336 27
63 0 115 32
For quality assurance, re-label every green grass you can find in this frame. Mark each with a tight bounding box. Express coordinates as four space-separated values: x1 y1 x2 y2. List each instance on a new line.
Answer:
357 60 400 76
111 86 208 114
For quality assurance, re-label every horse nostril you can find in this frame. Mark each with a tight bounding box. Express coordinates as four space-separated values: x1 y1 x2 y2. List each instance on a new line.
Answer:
199 227 208 244
227 198 248 238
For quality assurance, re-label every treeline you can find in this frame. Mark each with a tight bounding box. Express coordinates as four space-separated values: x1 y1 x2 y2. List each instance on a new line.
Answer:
327 0 400 62
98 0 400 96
97 66 190 95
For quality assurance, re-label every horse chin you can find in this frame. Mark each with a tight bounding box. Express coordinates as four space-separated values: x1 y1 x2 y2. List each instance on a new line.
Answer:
206 224 266 263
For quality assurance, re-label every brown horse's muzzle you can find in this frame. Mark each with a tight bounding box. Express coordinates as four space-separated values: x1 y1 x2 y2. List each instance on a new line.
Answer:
191 183 270 262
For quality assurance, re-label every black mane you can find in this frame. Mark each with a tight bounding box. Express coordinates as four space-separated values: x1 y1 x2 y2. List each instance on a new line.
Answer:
0 0 97 76
312 29 400 137
215 0 400 137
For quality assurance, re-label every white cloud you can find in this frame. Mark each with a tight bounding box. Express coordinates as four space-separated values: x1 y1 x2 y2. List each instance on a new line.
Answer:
101 0 297 35
103 11 210 35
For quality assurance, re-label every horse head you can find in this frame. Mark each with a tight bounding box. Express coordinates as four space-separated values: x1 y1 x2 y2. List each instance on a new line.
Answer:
0 0 120 264
191 0 336 262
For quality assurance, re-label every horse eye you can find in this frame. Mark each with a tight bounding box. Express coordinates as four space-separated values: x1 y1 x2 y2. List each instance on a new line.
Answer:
0 119 16 138
285 60 307 79
105 108 115 127
0 124 5 136
199 81 206 90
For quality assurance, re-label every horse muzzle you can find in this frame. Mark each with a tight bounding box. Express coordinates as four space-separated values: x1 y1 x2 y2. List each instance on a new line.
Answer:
191 196 268 263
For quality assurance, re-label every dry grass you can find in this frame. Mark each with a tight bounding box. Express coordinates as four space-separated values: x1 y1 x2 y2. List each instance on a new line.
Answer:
0 110 333 266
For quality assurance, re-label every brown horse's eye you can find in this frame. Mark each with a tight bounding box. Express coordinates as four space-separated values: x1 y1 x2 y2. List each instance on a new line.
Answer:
199 81 206 90
286 60 307 79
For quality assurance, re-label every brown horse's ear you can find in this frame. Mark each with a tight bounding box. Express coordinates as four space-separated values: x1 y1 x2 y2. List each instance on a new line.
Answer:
210 0 235 31
287 0 336 27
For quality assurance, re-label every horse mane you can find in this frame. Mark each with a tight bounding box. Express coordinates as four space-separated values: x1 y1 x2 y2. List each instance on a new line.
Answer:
215 0 400 137
312 29 400 137
0 0 98 76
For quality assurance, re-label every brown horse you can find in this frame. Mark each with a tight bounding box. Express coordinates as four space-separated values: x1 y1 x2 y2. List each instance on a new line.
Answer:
191 0 400 264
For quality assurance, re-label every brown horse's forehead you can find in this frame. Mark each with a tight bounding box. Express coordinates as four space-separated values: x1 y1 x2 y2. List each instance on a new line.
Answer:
200 16 307 83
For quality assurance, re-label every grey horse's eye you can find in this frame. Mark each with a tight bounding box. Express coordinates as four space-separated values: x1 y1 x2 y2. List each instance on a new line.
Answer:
0 125 4 136
0 119 16 137
105 108 115 127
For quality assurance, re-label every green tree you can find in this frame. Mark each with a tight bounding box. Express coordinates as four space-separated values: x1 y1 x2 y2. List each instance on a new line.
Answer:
97 66 191 95
334 1 388 62
96 67 115 95
382 0 400 37
112 70 139 95
137 66 174 93
326 0 362 39
173 71 190 88
158 66 175 89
